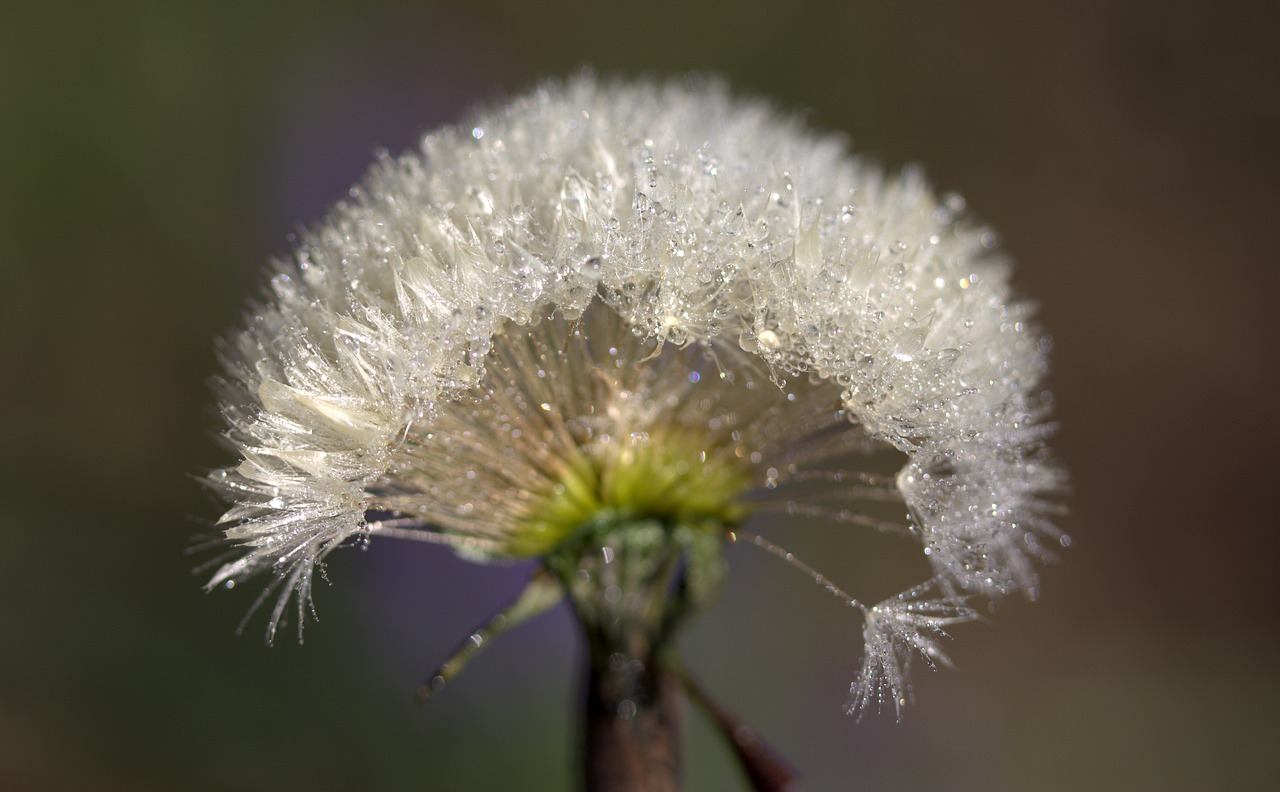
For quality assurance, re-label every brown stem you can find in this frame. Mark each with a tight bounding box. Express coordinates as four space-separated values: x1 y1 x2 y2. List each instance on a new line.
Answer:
680 670 798 792
583 656 683 792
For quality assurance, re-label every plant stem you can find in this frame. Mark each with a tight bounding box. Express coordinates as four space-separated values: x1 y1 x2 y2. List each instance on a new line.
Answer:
569 527 686 792
582 649 683 792
680 669 798 792
545 516 727 791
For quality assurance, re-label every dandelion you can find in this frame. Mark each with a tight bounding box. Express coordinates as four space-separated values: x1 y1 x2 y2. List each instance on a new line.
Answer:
202 74 1066 789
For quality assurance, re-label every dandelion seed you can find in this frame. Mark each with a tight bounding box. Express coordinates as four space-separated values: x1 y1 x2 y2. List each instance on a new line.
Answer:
848 582 978 721
201 73 1066 753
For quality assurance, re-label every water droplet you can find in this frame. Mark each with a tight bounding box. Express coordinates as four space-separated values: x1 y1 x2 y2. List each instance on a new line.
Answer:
580 256 603 281
721 208 745 236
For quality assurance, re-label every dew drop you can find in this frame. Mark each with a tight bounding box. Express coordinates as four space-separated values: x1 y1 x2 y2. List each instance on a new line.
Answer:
721 208 745 236
580 256 603 281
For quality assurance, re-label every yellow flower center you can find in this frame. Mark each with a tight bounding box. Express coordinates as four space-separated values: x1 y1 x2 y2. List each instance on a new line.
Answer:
508 427 752 556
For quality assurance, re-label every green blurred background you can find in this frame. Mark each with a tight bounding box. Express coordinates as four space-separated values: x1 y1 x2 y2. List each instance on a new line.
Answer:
3 1 1278 789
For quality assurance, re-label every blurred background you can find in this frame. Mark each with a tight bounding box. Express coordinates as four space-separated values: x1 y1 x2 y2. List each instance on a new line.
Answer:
3 1 1278 789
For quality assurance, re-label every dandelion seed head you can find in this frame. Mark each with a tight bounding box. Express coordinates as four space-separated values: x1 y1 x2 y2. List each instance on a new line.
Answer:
204 74 1065 714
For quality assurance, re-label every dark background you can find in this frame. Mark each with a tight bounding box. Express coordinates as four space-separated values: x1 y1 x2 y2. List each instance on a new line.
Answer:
3 1 1278 789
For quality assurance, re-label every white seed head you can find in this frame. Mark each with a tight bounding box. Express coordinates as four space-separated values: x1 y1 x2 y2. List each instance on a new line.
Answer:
204 74 1065 711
